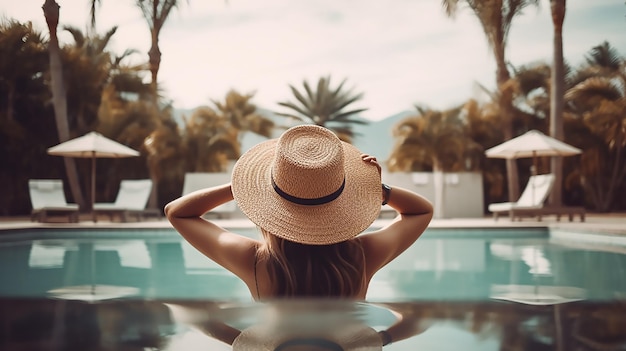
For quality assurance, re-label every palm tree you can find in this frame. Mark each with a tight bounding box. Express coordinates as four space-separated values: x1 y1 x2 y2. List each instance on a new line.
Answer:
213 90 275 142
89 0 188 102
89 0 188 208
387 105 482 218
144 114 187 208
183 106 240 172
42 0 85 208
62 25 118 132
470 64 559 207
564 42 626 211
463 99 507 207
548 0 567 207
98 53 163 207
0 20 51 215
96 88 159 199
53 24 153 205
134 0 180 97
508 63 552 123
0 20 47 123
441 0 540 202
276 75 368 143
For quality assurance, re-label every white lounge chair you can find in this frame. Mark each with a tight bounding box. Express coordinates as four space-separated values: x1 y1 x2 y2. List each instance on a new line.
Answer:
489 174 555 221
182 173 237 218
29 179 80 222
93 179 157 222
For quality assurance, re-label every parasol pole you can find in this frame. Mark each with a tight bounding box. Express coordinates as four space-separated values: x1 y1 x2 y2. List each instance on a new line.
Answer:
91 151 96 223
531 150 538 205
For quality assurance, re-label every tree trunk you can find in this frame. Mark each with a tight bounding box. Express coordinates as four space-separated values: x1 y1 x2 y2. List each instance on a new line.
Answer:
432 162 445 219
601 139 625 211
42 0 85 208
146 26 161 209
494 42 520 203
549 0 566 207
148 41 161 99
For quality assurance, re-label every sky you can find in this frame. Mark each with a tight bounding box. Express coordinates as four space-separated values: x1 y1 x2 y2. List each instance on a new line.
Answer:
2 0 625 121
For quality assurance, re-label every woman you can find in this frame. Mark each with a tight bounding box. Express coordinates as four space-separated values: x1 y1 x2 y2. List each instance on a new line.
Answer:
165 125 433 345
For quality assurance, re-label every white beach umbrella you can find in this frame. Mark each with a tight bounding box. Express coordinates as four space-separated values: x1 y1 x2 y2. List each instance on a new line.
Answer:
47 131 140 222
48 284 140 302
490 284 586 305
485 130 582 172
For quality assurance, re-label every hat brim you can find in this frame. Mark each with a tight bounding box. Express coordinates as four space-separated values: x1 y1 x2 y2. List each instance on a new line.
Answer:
231 139 381 245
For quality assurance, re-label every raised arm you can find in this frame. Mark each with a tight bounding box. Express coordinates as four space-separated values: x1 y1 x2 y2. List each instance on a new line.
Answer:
358 159 433 276
164 183 259 283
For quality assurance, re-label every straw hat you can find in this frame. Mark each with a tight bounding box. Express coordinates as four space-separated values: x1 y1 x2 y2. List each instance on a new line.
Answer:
231 322 383 351
231 125 381 245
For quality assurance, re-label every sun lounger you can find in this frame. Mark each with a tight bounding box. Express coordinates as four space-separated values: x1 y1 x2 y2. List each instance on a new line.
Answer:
182 173 236 218
489 174 555 221
93 179 156 222
506 205 585 222
28 179 80 222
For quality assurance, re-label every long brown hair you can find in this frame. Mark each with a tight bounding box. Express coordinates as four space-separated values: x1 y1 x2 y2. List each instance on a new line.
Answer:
257 228 367 298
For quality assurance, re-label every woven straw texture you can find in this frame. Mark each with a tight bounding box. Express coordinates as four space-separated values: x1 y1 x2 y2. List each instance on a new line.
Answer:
231 125 381 245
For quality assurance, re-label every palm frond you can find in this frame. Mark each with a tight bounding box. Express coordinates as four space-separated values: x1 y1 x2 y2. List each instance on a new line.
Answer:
586 41 623 70
288 84 313 115
332 110 369 122
566 77 622 102
276 101 312 120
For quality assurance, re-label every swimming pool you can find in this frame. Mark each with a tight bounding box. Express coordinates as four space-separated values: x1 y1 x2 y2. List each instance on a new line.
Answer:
1 226 625 350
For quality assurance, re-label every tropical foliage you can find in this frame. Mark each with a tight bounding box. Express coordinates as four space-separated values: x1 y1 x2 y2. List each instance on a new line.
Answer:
42 0 85 208
144 90 274 206
548 0 567 206
144 113 187 205
0 20 47 123
133 0 181 96
3 0 626 216
213 90 275 141
62 25 119 132
441 0 541 202
89 0 183 97
388 105 482 173
276 75 368 143
462 99 507 202
387 105 483 218
58 24 159 206
564 42 626 211
181 106 239 172
0 20 56 215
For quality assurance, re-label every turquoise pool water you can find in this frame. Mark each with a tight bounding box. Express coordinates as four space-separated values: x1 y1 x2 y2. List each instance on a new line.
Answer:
1 227 625 350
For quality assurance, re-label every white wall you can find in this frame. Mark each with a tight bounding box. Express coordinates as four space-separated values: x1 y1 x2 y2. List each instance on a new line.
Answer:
381 171 484 218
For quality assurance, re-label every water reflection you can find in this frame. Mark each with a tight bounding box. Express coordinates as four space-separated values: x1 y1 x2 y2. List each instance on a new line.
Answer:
1 230 625 301
1 298 625 350
0 229 625 349
0 237 251 300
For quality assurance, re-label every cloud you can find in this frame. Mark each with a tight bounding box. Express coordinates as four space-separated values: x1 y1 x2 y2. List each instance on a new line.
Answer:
2 0 625 121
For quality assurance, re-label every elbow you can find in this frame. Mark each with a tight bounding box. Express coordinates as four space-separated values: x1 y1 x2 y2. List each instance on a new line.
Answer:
163 202 174 219
425 201 434 216
423 201 434 221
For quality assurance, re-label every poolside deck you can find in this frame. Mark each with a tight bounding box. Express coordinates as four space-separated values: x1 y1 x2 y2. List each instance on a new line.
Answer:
1 212 624 237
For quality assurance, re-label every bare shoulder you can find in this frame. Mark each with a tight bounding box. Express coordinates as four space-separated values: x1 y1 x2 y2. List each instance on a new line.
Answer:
169 216 261 282
359 214 430 276
358 229 393 278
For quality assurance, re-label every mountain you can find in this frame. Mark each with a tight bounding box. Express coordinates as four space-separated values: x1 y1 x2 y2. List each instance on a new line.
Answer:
173 106 415 161
352 110 414 161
